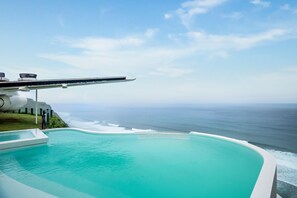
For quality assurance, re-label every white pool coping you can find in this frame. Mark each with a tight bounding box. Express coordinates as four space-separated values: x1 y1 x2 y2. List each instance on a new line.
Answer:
0 128 48 150
190 131 277 198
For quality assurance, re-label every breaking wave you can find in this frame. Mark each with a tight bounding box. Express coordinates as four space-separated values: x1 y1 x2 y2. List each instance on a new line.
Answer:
58 112 156 134
264 149 297 187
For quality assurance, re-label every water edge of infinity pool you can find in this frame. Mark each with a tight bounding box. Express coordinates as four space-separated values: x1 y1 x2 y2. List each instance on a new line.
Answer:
0 128 276 198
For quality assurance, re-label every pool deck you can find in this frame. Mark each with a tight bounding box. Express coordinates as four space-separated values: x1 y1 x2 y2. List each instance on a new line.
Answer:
0 128 277 198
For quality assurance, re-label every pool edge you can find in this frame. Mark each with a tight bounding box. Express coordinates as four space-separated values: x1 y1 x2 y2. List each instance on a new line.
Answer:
0 172 56 198
0 129 48 150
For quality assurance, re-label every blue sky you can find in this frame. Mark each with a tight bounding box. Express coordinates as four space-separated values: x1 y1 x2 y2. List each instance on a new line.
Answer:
1 0 297 105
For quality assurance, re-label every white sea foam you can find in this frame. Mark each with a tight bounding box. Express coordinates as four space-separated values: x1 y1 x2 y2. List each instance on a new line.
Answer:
265 149 297 187
131 128 156 133
58 112 156 134
107 123 119 127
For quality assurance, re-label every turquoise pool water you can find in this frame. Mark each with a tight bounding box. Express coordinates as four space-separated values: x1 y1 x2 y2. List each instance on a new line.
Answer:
0 129 263 198
0 130 34 142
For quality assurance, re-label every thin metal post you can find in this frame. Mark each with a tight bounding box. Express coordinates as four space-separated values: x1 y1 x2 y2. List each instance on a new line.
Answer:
35 89 38 125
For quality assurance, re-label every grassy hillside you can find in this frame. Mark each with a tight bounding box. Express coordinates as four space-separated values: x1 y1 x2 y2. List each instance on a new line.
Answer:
0 113 42 132
0 113 68 132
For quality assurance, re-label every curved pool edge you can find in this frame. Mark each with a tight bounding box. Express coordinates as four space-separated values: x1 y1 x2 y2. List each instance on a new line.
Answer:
190 131 277 198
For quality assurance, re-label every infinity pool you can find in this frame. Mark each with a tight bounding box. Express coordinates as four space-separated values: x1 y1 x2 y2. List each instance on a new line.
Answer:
0 129 264 197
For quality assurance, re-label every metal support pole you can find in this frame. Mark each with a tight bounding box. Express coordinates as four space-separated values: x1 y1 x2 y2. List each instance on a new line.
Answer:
35 89 38 125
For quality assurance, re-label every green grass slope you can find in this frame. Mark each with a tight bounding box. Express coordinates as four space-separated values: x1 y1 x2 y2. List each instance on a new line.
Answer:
0 113 42 132
0 113 68 132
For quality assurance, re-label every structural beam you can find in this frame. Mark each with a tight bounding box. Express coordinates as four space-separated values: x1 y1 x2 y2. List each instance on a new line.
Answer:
35 89 38 125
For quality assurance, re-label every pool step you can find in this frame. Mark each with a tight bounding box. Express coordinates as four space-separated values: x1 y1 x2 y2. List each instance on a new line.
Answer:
2 158 94 198
2 157 128 197
0 172 55 198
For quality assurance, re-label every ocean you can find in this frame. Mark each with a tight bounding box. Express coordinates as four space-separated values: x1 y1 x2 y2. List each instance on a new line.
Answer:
53 103 297 198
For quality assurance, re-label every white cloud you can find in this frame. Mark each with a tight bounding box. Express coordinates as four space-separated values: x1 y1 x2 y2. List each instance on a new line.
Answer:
166 0 226 26
40 30 192 77
186 28 287 51
150 67 192 78
164 13 173 19
250 0 270 8
68 37 144 51
56 29 158 52
280 4 290 10
40 47 193 76
280 4 297 14
145 28 159 38
40 28 289 79
221 12 242 20
207 51 229 59
36 26 295 104
181 0 226 12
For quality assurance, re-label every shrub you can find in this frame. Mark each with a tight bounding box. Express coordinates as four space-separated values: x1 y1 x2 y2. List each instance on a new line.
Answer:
48 116 68 128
